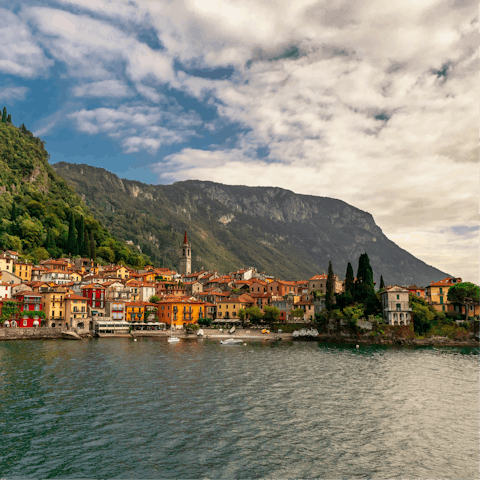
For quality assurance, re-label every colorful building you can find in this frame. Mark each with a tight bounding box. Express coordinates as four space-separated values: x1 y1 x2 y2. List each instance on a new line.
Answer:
426 277 462 313
65 294 88 330
158 297 207 328
14 261 33 282
12 292 43 327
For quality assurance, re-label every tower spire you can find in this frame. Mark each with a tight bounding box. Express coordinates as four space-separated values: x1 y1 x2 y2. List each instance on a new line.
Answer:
183 230 188 245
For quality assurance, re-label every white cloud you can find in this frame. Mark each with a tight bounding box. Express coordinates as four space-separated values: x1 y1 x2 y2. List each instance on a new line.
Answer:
68 104 201 153
0 86 29 103
73 80 134 98
0 8 53 78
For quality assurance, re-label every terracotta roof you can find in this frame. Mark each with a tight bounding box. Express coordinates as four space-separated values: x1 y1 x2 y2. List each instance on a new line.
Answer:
428 277 461 287
65 294 89 301
81 284 106 289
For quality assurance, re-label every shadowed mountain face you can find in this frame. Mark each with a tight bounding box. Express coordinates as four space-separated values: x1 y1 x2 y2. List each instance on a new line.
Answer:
52 162 448 286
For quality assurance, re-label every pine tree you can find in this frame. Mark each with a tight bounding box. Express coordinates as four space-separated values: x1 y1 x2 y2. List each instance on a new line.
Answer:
325 261 335 311
6 114 11 124
379 275 385 290
345 262 354 294
1 107 7 123
90 231 96 261
67 212 78 256
77 215 85 257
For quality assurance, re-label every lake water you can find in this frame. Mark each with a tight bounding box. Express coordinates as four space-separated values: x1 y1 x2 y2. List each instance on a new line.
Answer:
0 338 478 479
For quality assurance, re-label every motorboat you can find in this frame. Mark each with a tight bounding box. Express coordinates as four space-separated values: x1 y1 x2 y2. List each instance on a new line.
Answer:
220 338 244 345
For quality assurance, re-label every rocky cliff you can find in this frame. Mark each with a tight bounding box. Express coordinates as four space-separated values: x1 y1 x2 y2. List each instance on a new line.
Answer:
52 162 449 285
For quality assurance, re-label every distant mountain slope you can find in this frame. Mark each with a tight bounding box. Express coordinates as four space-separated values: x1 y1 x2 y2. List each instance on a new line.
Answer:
52 162 449 285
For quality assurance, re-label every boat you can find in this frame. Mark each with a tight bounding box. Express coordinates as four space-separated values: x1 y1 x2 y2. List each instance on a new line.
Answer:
220 338 244 345
197 328 204 336
229 326 236 334
168 324 180 343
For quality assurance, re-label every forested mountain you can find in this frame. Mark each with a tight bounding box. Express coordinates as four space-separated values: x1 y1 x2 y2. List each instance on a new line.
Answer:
52 162 449 286
0 108 150 267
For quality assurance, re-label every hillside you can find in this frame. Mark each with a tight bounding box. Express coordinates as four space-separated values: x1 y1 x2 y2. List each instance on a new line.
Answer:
52 162 449 286
0 112 150 267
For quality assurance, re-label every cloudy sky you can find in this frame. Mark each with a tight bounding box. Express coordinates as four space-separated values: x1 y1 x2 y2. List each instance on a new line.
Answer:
1 0 478 282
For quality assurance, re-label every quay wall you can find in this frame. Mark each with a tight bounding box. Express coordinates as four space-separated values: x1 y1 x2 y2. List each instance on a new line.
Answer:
0 327 65 340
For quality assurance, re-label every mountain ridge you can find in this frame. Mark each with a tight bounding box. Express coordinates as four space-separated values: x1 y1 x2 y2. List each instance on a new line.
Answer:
52 161 449 286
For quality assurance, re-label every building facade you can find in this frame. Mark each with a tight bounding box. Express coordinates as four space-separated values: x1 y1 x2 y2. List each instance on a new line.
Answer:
380 286 412 325
179 230 192 276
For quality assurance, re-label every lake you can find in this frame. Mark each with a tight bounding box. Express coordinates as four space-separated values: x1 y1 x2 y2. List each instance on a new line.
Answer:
0 338 478 479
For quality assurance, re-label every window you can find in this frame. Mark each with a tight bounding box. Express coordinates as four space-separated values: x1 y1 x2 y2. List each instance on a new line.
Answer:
23 319 27 326
442 306 445 311
397 295 399 299
396 303 401 311
440 296 443 304
439 288 443 294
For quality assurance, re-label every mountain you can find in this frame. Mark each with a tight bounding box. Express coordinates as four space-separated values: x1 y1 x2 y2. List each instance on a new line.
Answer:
0 114 150 267
52 162 449 286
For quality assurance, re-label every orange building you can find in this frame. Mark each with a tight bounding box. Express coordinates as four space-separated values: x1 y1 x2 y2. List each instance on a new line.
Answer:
426 277 462 313
158 297 208 328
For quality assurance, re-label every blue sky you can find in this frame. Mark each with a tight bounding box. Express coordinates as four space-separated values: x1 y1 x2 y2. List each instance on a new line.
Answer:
0 0 478 282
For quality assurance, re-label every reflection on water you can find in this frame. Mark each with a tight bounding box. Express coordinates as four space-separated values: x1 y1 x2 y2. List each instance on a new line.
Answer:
0 338 478 479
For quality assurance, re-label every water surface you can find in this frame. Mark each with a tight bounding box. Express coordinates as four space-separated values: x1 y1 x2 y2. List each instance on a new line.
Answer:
0 338 478 478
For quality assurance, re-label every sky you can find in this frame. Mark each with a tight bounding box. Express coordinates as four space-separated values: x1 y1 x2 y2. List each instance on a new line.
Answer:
1 0 478 283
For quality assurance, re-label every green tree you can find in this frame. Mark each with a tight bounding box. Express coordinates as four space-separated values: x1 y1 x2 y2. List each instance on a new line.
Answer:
447 282 480 321
354 253 379 316
67 212 78 256
263 305 280 323
77 215 85 257
90 231 96 260
343 304 364 328
410 294 436 335
6 114 11 124
10 202 17 221
1 107 7 123
149 295 161 303
290 308 305 320
325 261 335 310
84 230 90 258
345 261 354 295
379 275 385 290
245 306 264 323
0 301 19 325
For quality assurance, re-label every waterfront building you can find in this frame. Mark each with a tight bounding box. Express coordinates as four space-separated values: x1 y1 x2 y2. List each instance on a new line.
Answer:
41 287 70 327
105 299 126 321
426 277 462 313
65 294 89 331
81 283 106 316
380 286 412 325
125 302 145 322
216 294 253 319
178 230 192 277
158 297 207 328
12 292 43 327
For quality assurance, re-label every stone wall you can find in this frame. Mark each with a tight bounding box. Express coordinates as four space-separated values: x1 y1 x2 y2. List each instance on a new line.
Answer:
0 326 64 340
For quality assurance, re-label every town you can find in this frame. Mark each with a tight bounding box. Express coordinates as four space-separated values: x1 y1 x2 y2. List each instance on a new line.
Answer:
0 231 478 341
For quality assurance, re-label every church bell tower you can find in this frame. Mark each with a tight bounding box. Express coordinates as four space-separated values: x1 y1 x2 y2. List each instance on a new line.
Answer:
179 230 191 276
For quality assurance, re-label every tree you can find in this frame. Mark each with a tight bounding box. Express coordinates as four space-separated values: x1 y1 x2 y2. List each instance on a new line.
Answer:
379 275 385 290
354 253 378 315
345 262 354 295
90 231 96 261
77 215 85 257
410 294 436 335
447 282 480 321
2 107 7 123
245 306 264 323
149 295 161 303
343 304 365 329
84 230 90 258
290 308 305 321
6 114 11 124
263 305 280 323
325 261 335 310
67 212 78 256
10 202 17 221
45 228 56 253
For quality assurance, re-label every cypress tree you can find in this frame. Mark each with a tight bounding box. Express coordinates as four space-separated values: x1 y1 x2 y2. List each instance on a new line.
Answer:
6 114 11 124
345 262 354 295
67 212 78 256
379 275 385 290
45 229 56 253
355 252 378 315
325 261 335 311
1 107 7 123
84 230 90 259
90 231 96 261
77 215 85 257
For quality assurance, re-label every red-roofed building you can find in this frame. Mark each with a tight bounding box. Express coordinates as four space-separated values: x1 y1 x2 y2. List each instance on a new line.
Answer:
308 274 343 294
426 277 462 313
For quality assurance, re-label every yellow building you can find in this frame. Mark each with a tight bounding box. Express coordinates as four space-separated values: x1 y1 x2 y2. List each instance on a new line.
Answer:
41 287 73 327
426 277 462 313
69 271 83 282
101 265 130 279
14 261 33 282
216 295 253 319
158 298 207 328
0 254 14 274
125 302 145 322
65 294 88 328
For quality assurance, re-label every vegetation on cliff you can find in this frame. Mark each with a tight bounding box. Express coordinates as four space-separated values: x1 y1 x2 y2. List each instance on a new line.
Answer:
0 109 150 267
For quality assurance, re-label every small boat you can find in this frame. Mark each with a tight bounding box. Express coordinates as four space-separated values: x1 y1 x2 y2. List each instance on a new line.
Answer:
168 325 180 343
197 328 204 336
229 326 236 334
220 338 244 345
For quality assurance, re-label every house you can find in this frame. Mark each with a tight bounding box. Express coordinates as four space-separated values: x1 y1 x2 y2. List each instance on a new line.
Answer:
0 254 14 274
3 250 19 260
380 286 412 325
41 286 75 328
249 292 272 310
65 294 89 331
104 281 132 301
293 299 315 322
12 292 43 327
81 284 106 315
216 295 253 319
14 261 33 282
40 259 70 271
0 282 12 299
40 269 71 285
126 281 156 302
99 265 130 279
426 277 462 313
230 268 255 281
406 284 426 299
308 274 344 294
271 297 296 322
249 280 268 294
157 297 207 328
267 281 298 297
31 265 49 281
1 270 22 285
184 281 203 296
105 299 126 321
125 302 145 322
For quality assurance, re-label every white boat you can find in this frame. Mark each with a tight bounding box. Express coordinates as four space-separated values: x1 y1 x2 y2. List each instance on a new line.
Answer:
168 325 180 343
220 338 244 345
